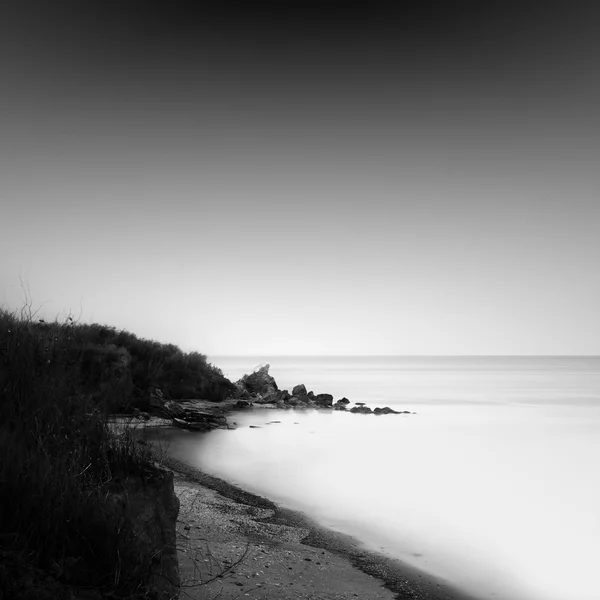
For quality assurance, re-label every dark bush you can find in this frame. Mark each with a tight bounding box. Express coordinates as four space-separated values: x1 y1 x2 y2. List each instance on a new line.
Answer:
0 306 232 597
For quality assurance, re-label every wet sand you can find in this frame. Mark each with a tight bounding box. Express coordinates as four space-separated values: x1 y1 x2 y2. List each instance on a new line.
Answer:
146 433 481 600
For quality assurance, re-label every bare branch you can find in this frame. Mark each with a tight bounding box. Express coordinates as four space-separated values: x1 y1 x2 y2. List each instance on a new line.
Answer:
180 541 252 589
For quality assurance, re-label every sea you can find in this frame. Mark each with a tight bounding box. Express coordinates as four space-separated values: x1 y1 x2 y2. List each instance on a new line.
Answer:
157 356 600 600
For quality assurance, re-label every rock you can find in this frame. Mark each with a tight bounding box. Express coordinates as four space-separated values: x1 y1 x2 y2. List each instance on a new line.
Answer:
279 389 292 402
314 393 334 407
350 405 373 414
292 384 307 396
163 400 186 419
189 411 227 425
149 397 164 410
256 389 290 404
236 364 278 397
355 402 366 406
172 417 211 431
232 382 251 399
373 406 400 415
148 388 165 409
337 397 350 405
293 394 311 404
253 394 271 404
235 400 252 408
165 400 229 430
131 408 150 420
249 425 261 428
149 398 164 411
333 401 347 411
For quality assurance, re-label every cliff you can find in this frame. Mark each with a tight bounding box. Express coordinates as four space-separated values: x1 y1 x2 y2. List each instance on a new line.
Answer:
101 468 180 600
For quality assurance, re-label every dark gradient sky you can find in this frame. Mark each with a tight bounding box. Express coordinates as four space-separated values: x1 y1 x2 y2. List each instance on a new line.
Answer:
1 2 599 355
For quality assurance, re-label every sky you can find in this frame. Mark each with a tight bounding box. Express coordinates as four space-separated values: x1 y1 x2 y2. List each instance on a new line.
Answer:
1 2 599 356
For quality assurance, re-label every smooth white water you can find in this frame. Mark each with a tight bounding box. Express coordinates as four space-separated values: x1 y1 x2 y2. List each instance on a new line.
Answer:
162 356 600 600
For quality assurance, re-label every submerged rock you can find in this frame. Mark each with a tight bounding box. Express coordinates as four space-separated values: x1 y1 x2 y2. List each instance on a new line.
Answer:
350 405 373 414
373 406 400 415
172 417 213 431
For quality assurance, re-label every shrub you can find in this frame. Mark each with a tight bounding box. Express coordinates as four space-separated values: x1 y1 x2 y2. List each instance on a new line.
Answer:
0 307 236 597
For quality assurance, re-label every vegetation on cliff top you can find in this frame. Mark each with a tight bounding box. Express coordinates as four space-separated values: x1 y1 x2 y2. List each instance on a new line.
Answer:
0 306 233 598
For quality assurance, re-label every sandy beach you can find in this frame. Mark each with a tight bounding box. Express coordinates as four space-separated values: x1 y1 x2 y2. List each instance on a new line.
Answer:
151 445 480 600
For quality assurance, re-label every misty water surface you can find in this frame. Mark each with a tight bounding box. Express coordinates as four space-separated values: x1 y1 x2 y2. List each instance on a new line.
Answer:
154 357 600 600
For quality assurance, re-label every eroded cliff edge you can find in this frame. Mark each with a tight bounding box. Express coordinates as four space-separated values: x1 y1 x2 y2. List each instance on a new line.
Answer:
101 467 181 600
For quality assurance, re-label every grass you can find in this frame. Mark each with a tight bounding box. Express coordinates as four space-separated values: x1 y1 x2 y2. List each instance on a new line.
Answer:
0 307 210 598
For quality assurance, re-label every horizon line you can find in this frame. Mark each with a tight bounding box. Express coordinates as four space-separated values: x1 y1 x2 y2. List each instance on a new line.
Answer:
207 354 600 358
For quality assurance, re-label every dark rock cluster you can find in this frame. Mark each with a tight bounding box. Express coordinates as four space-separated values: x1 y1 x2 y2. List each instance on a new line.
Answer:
233 365 337 409
233 365 414 416
149 398 234 430
145 364 414 431
235 363 279 399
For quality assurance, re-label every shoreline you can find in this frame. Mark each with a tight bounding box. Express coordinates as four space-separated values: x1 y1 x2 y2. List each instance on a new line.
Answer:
144 426 481 600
